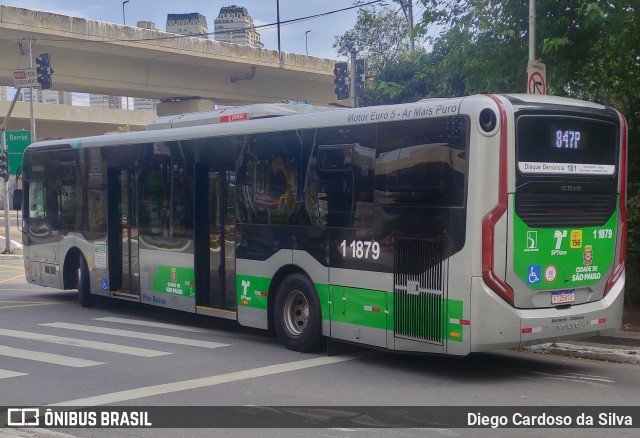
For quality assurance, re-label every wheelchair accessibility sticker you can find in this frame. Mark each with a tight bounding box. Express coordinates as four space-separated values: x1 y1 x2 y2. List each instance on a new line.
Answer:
527 265 541 285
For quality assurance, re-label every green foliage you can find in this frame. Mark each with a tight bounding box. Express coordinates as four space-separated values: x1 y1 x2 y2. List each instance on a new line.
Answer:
360 52 437 105
333 2 418 70
377 81 405 100
541 37 571 53
107 125 131 134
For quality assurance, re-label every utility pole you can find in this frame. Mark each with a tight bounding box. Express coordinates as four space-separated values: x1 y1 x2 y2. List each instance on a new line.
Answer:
408 0 415 52
1 88 22 253
529 0 536 61
28 36 36 143
276 0 282 63
123 1 130 25
350 48 357 108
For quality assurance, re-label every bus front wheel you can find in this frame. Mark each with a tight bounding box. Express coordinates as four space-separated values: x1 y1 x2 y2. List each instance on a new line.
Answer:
274 274 322 352
77 256 94 308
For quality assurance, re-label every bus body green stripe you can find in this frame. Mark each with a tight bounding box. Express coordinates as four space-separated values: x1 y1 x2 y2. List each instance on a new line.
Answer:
236 273 390 328
447 299 464 342
329 285 388 330
236 275 271 310
237 274 465 340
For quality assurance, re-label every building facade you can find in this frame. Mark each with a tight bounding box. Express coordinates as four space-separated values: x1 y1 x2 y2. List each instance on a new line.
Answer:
137 21 157 30
134 97 158 111
214 5 263 48
166 13 208 38
16 88 72 105
89 94 123 109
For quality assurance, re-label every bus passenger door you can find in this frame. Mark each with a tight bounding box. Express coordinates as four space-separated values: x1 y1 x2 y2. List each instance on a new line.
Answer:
195 165 236 311
108 168 140 297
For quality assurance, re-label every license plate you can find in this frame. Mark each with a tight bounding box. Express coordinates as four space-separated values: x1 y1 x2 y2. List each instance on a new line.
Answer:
552 290 575 304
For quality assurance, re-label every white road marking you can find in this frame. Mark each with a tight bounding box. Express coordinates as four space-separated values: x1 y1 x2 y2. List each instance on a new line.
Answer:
50 353 365 406
0 345 103 368
0 328 171 358
0 368 27 379
94 317 212 333
565 372 614 382
40 322 229 349
530 371 613 388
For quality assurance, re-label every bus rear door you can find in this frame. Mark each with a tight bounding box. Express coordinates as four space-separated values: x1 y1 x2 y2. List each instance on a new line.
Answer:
107 168 140 298
195 165 237 311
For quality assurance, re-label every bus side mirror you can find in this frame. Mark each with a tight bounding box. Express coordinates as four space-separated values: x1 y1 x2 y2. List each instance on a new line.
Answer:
12 189 22 211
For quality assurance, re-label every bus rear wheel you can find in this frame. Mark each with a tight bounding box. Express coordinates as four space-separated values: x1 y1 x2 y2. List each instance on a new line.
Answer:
77 256 94 308
274 274 322 352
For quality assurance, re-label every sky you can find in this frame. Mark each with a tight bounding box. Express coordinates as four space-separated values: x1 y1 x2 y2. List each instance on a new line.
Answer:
0 0 382 60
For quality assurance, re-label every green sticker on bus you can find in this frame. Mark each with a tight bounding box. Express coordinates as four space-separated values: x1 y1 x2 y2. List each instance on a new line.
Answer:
151 265 196 297
513 202 617 290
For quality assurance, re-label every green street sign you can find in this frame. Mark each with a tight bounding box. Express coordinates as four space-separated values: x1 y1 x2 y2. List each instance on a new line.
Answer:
5 130 30 175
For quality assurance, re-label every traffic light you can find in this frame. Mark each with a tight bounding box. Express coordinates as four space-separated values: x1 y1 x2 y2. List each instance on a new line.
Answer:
354 59 365 96
333 61 349 100
36 52 54 90
0 152 8 182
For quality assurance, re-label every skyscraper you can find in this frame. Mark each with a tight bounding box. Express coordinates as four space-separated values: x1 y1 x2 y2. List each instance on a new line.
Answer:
214 5 263 48
166 13 209 38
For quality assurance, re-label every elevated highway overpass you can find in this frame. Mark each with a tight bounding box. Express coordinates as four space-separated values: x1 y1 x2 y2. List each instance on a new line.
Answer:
0 5 338 139
0 100 156 139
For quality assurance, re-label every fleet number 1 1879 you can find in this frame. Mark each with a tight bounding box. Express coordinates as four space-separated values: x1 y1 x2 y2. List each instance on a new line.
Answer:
339 240 381 260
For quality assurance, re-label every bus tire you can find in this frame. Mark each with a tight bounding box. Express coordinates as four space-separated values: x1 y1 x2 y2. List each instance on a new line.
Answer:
78 256 94 308
274 273 323 352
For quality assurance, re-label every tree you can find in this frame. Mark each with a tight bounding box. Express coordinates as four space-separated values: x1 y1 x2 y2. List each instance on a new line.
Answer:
352 1 533 103
347 0 640 302
333 2 418 70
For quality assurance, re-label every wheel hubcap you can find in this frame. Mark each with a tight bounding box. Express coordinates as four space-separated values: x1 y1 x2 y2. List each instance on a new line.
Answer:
282 290 309 336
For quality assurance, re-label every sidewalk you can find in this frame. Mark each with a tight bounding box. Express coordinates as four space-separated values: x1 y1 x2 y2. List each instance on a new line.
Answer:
0 237 22 259
524 309 640 364
0 211 23 257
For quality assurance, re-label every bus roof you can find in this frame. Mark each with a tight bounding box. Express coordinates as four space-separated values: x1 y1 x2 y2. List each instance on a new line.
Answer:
147 102 333 130
502 93 607 110
25 94 615 153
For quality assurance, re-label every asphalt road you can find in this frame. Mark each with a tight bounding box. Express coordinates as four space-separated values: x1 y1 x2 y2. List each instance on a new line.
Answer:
0 258 638 438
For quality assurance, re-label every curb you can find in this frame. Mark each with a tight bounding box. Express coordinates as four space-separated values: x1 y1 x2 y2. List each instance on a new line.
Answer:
0 237 22 251
525 343 640 364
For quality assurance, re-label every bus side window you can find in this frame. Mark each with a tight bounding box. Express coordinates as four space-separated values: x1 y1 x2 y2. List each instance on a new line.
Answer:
140 166 166 236
139 142 194 238
306 128 375 228
238 132 300 225
316 146 353 227
28 181 46 219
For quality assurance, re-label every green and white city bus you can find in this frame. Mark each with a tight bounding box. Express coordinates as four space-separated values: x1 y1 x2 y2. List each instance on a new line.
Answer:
20 94 627 355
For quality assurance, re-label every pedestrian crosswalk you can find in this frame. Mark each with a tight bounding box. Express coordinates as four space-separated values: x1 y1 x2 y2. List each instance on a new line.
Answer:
40 322 229 349
0 316 232 380
0 368 27 379
0 328 171 357
0 345 104 367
